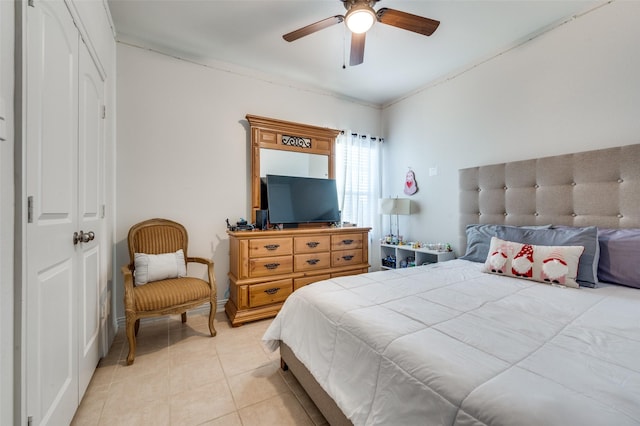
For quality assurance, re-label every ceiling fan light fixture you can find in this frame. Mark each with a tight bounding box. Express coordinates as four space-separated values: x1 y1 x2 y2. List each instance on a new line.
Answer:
345 4 376 34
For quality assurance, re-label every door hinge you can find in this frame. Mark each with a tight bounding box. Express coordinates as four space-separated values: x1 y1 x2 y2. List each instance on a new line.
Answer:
28 416 33 426
28 0 34 7
101 204 106 218
101 105 106 119
27 196 33 223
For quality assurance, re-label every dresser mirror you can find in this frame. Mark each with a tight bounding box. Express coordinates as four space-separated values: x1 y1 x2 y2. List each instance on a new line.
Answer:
247 114 341 222
260 149 329 179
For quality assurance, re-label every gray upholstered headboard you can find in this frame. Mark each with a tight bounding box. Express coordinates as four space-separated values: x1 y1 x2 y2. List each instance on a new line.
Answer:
459 144 640 250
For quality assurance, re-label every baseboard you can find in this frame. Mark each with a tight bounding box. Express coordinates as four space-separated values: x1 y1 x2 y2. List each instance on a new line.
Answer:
115 298 228 329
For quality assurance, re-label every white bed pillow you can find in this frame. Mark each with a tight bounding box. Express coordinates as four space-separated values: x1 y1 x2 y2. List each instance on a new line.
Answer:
134 249 187 285
483 237 584 288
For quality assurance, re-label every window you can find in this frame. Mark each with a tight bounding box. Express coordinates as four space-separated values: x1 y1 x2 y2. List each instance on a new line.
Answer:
335 132 381 230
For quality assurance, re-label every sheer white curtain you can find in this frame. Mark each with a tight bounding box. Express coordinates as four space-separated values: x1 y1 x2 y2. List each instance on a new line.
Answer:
335 131 382 239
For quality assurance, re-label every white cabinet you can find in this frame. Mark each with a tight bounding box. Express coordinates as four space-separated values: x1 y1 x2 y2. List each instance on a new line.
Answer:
380 243 455 269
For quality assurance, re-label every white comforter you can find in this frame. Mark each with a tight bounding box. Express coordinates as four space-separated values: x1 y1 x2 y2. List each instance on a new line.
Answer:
263 259 640 426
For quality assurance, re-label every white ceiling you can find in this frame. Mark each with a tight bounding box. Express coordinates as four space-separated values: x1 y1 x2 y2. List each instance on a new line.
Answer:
107 0 600 106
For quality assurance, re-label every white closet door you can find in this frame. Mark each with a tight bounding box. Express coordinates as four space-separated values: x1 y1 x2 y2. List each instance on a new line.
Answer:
25 0 79 424
77 40 104 398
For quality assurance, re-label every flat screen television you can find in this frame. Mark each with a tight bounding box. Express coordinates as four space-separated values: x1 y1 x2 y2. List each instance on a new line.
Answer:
265 174 340 226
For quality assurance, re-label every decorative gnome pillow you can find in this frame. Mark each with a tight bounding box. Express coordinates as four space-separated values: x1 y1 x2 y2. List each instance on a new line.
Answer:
483 237 585 288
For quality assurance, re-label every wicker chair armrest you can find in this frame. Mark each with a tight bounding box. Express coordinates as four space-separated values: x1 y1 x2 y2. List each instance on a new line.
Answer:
187 257 216 292
121 264 136 312
187 256 212 266
121 264 134 285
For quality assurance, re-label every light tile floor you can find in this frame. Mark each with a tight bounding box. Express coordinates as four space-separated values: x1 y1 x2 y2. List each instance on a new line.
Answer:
71 311 328 426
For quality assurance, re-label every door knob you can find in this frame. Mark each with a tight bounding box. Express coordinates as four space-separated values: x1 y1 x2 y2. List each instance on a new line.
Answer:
73 230 95 245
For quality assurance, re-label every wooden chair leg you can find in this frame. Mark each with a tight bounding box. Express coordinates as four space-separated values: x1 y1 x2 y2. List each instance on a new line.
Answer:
208 302 217 337
126 317 137 365
181 312 187 323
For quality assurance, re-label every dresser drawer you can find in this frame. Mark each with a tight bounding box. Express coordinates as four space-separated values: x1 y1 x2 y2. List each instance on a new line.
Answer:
294 274 331 290
294 235 331 253
331 233 364 250
249 255 293 277
295 252 331 272
250 279 293 307
249 238 292 257
332 268 367 278
332 249 363 267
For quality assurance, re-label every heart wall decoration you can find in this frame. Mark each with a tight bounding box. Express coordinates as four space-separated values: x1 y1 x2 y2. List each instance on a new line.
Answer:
404 170 418 196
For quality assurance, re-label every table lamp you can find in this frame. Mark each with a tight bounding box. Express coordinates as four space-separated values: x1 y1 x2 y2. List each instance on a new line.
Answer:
379 197 411 242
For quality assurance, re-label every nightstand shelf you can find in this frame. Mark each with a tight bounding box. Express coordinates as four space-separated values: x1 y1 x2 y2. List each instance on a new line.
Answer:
380 243 455 269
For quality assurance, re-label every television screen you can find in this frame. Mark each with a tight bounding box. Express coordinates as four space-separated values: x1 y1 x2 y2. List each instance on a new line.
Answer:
266 175 340 225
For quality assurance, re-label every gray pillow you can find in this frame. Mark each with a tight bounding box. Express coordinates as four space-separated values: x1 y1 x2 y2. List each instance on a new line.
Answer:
597 228 640 289
460 224 552 263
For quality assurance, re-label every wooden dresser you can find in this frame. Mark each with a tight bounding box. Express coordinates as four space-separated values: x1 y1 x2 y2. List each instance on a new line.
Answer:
225 227 370 326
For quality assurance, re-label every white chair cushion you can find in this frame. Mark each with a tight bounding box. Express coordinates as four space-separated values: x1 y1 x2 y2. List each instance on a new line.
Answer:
134 249 187 285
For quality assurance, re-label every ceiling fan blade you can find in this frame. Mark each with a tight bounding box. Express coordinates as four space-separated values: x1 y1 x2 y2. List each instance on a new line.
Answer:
377 8 440 36
349 32 366 66
283 15 344 42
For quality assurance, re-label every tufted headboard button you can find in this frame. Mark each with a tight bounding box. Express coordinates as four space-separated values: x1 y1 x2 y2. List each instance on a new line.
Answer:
571 213 577 217
534 212 539 216
534 184 539 189
503 186 508 190
617 214 623 218
618 178 624 183
503 212 508 217
571 182 577 186
477 188 481 192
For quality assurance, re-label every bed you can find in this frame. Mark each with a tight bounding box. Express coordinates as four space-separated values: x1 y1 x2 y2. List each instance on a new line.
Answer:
262 144 640 425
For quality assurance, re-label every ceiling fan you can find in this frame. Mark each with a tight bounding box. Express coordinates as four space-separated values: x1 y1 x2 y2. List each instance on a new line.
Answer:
283 0 440 67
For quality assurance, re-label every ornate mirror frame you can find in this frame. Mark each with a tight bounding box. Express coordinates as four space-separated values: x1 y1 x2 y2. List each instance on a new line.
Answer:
247 114 341 222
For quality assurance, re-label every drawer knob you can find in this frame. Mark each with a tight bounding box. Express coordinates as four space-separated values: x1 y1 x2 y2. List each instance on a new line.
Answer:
342 239 354 245
264 263 280 270
306 258 320 265
264 244 280 251
264 287 280 295
306 241 320 248
342 255 354 261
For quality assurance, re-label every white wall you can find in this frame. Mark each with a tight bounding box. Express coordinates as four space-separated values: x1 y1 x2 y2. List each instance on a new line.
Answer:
115 44 382 319
380 1 640 256
0 1 14 424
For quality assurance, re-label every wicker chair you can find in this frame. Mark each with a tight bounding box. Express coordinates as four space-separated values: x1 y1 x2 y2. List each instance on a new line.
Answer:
121 218 217 365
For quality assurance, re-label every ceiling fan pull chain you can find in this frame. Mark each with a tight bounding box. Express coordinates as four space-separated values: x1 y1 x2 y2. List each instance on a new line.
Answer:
342 24 347 69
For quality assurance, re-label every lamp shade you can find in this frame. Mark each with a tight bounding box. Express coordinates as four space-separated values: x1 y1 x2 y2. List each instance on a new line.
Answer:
345 4 376 33
379 198 411 215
